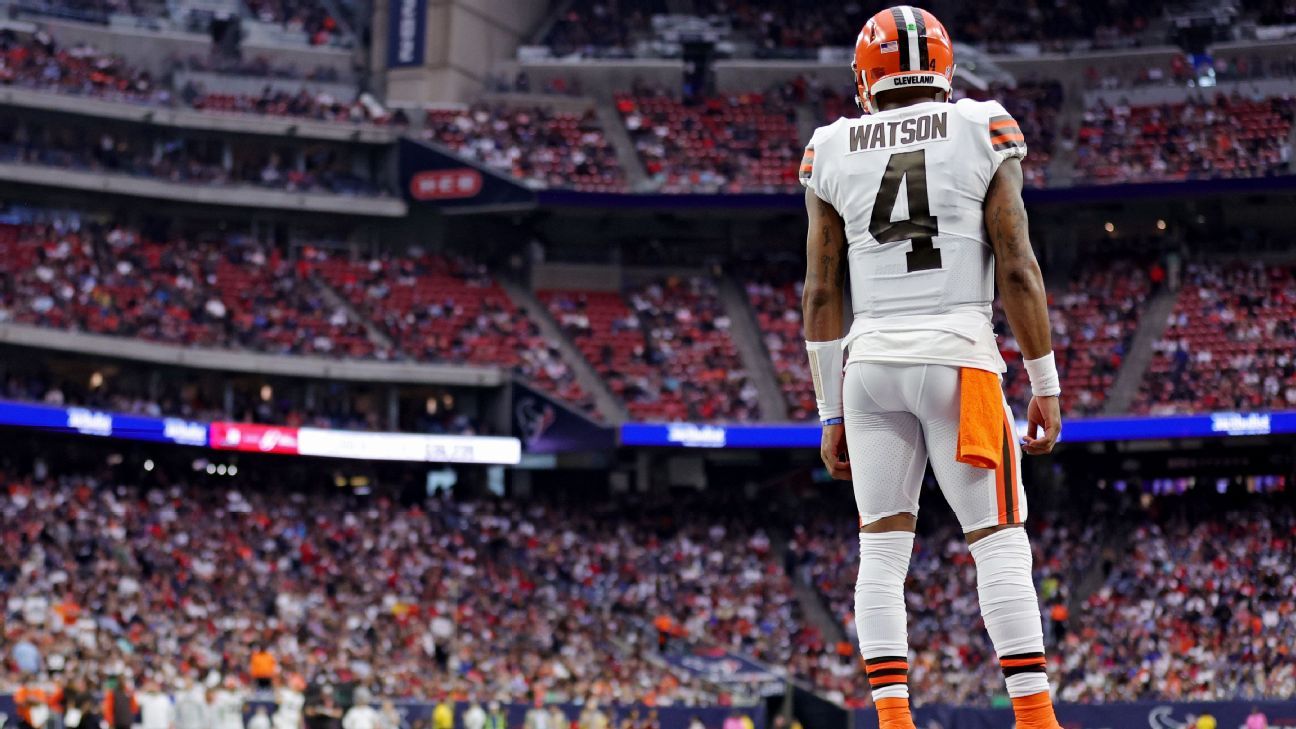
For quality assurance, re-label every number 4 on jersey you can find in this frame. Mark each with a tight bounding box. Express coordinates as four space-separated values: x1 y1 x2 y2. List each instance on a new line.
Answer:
869 149 942 272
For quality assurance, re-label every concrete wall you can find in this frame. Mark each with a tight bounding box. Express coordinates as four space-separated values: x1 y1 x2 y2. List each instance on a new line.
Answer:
531 262 622 292
377 0 550 105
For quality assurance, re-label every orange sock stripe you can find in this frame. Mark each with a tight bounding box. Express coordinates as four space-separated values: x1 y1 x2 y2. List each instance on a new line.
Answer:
868 674 909 686
865 661 909 673
1000 657 1047 668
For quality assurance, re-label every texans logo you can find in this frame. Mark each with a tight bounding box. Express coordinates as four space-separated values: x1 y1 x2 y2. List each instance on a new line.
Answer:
1148 706 1190 729
515 397 557 445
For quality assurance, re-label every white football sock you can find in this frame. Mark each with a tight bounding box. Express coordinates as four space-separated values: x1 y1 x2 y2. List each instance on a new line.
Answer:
968 527 1051 697
856 531 914 700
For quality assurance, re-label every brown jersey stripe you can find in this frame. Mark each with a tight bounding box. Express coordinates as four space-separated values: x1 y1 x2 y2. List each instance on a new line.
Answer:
989 119 1020 132
993 140 1027 153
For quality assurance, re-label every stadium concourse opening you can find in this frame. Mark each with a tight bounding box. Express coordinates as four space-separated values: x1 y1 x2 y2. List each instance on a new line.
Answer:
1 1 1296 729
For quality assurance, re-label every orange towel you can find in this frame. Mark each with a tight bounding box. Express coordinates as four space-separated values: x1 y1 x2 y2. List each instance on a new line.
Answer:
957 367 1002 470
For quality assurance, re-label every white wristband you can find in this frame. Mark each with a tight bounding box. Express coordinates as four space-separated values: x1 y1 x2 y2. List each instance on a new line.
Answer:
1023 352 1061 397
805 338 845 422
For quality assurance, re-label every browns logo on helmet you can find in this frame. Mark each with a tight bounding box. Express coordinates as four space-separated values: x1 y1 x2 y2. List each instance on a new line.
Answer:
852 6 956 114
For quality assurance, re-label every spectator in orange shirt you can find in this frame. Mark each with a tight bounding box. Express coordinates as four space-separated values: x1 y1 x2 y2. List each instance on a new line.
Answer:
251 646 278 690
1049 602 1070 643
15 683 55 729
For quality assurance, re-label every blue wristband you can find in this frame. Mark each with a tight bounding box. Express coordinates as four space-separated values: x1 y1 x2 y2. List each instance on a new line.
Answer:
821 417 844 426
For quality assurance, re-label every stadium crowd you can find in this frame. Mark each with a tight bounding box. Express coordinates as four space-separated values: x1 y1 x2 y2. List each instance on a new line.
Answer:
617 87 800 194
998 255 1151 418
242 0 343 46
542 0 1155 57
185 88 393 126
543 276 758 422
423 105 625 193
0 114 386 196
9 209 1296 426
316 251 595 416
1137 261 1296 414
0 222 382 358
1057 505 1296 701
1074 94 1295 185
789 493 1296 706
0 222 591 415
0 33 385 124
4 459 1291 710
0 471 719 707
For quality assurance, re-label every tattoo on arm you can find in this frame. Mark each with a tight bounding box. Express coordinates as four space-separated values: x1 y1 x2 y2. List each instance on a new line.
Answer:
803 189 847 341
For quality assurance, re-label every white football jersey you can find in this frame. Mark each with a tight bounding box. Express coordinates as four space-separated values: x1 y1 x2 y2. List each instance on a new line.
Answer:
801 98 1027 373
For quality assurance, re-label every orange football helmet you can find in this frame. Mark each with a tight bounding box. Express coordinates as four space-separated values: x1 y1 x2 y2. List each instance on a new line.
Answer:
852 5 956 114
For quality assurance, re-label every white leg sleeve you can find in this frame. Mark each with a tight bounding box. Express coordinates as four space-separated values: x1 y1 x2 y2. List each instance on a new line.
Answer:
856 531 915 701
968 528 1051 697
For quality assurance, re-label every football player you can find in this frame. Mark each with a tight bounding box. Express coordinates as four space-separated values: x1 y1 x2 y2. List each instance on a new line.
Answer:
800 6 1063 729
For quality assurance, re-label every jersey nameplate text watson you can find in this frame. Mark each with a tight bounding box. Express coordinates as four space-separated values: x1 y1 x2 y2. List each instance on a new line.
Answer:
848 111 949 153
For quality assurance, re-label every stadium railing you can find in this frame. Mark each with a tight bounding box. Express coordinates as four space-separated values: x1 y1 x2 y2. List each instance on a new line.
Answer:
0 162 408 216
0 86 401 144
0 322 502 387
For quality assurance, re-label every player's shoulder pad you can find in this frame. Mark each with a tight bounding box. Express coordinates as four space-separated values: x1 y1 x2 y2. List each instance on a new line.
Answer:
951 98 1011 123
806 116 853 147
799 117 852 188
954 99 1025 157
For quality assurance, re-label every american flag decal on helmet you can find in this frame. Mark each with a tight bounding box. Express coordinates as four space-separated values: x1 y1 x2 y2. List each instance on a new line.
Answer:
880 40 899 53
